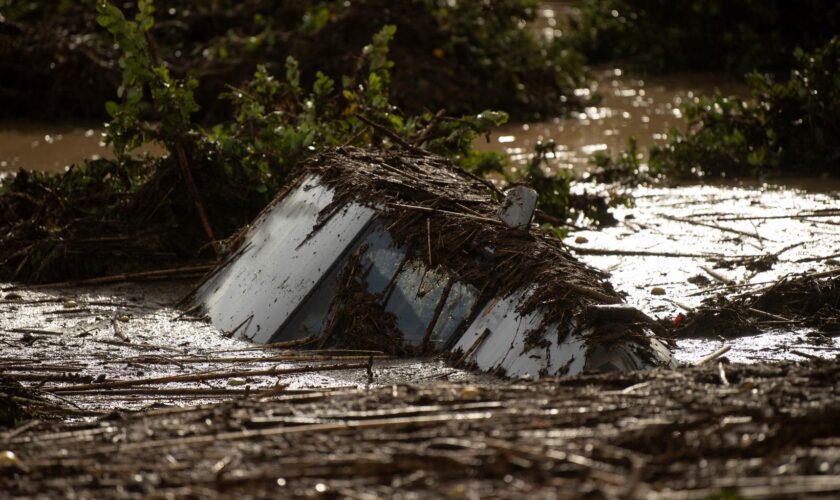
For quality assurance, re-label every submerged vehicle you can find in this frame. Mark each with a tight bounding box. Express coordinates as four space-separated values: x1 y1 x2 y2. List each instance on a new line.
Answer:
190 148 674 377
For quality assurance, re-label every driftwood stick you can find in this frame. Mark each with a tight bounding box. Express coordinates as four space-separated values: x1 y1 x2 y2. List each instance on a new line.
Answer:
565 282 623 304
0 364 85 373
795 251 840 263
426 218 433 267
70 411 493 456
687 267 840 297
695 345 731 366
111 316 130 343
119 353 388 364
49 363 368 392
791 350 823 361
773 241 807 257
56 387 260 397
716 210 840 221
7 373 94 383
389 202 502 225
4 264 213 291
664 298 694 312
412 108 447 145
718 362 730 385
568 246 723 259
91 338 184 353
700 265 735 285
483 438 623 483
662 214 764 241
357 114 424 153
9 328 64 336
747 307 790 322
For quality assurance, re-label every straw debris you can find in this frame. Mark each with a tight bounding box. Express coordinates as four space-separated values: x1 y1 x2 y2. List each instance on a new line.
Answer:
271 147 657 352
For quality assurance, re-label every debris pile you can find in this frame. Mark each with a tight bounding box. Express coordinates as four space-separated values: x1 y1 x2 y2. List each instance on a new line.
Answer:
676 271 840 339
3 359 839 498
192 148 673 376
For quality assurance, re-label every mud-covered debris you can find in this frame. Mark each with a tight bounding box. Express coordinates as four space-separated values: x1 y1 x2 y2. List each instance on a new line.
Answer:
674 271 840 338
192 147 674 377
4 359 840 498
674 306 760 339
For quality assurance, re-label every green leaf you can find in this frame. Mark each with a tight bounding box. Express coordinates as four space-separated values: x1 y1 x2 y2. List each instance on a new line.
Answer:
105 100 119 117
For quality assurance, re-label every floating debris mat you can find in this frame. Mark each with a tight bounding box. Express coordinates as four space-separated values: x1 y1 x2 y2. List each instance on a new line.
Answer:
191 148 673 376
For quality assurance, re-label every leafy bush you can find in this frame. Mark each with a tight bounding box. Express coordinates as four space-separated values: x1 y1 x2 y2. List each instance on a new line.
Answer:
650 38 840 179
0 1 590 282
569 0 840 75
586 138 648 185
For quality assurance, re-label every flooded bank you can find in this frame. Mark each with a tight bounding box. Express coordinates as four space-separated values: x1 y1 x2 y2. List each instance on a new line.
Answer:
568 183 840 364
0 14 835 369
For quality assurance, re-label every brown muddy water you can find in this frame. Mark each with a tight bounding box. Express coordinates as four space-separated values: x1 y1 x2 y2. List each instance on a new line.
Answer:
0 121 111 173
1 69 838 386
473 68 745 175
0 121 163 173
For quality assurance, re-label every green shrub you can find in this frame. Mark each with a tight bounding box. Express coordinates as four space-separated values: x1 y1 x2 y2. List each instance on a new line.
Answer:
0 2 592 281
650 38 840 179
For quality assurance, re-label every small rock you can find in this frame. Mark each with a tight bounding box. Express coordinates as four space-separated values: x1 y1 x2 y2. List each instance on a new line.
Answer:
574 236 589 244
0 450 28 472
63 300 78 309
650 287 666 296
228 379 247 386
0 451 19 466
117 315 130 323
4 292 21 300
461 386 480 398
687 274 711 286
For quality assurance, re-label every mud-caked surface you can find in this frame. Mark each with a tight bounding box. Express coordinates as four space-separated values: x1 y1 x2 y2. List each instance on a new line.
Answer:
3 359 839 498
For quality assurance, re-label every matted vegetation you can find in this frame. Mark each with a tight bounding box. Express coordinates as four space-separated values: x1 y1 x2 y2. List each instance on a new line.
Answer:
4 356 840 497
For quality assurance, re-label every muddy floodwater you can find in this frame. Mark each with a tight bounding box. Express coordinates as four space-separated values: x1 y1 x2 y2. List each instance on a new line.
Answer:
0 121 164 173
1 68 838 388
474 69 745 175
0 281 492 414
